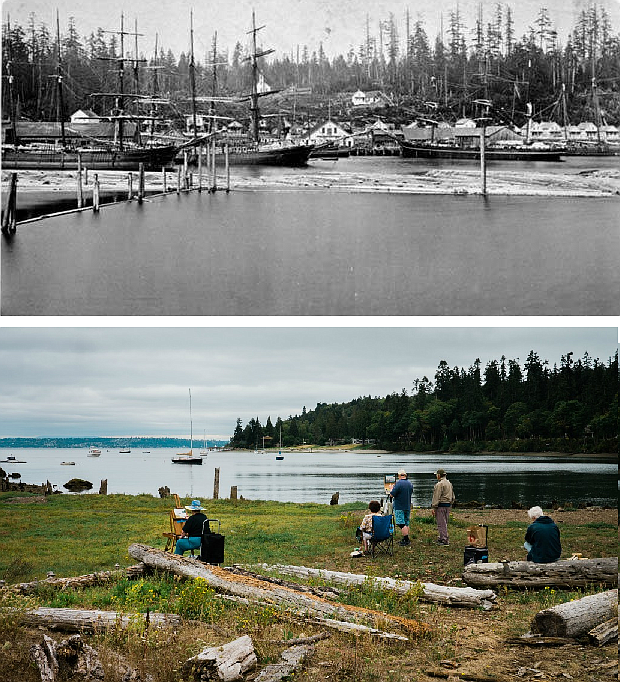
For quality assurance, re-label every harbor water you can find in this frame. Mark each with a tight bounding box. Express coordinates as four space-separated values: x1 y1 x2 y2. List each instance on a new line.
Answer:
1 448 616 507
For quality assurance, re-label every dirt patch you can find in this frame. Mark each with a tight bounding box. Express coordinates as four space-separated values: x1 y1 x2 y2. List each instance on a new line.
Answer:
5 495 47 504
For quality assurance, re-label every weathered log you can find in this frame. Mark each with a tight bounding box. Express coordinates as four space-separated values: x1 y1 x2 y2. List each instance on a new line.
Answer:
30 634 104 681
183 635 257 681
424 669 503 682
306 617 408 641
251 563 497 610
22 607 182 633
276 631 330 645
255 642 315 682
228 565 341 598
127 544 428 637
505 635 576 646
532 589 618 638
587 616 618 646
462 558 617 589
7 570 119 595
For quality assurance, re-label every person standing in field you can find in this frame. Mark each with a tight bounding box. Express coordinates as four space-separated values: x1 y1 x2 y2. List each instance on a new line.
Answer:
390 469 413 546
431 468 455 546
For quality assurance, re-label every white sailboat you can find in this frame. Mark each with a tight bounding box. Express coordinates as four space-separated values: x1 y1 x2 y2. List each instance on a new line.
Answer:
172 389 202 464
200 430 209 456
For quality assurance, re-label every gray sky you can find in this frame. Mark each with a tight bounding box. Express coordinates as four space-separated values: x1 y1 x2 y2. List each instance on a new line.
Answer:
0 326 617 440
4 0 618 61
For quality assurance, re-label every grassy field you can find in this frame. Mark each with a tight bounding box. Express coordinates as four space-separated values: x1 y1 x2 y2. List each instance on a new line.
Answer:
0 491 617 681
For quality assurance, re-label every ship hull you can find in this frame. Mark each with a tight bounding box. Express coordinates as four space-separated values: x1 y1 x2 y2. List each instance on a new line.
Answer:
210 143 314 166
1 145 179 171
399 141 562 161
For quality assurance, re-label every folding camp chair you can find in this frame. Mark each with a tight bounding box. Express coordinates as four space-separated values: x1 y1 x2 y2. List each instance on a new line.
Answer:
369 514 394 558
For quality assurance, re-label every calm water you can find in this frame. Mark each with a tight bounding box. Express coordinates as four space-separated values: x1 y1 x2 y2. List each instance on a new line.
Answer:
1 448 616 507
2 156 619 315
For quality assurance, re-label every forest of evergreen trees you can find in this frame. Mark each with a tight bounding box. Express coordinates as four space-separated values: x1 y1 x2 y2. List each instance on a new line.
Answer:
228 350 618 454
2 3 619 129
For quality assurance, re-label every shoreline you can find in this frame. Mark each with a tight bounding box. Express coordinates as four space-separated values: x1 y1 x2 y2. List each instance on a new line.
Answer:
3 166 620 201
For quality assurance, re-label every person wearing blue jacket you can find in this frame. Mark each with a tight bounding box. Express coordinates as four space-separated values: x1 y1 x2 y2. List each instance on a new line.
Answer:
524 506 562 563
390 469 413 546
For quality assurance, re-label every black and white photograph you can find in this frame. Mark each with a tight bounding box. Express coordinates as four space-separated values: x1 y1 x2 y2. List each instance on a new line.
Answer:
2 0 619 314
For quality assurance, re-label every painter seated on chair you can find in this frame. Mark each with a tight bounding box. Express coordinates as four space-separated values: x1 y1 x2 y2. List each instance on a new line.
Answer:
175 499 209 556
358 500 382 553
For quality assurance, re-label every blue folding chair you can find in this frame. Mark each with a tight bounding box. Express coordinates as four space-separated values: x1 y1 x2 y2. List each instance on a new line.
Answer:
370 514 394 558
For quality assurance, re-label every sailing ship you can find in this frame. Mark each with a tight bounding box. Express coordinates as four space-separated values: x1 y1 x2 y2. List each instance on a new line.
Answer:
1 14 182 171
172 389 202 464
194 12 314 166
398 139 563 161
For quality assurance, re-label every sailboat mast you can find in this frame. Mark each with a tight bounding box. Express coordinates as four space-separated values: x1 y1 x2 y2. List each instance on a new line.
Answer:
189 388 193 453
55 11 66 147
209 31 218 134
189 10 198 141
4 16 19 146
250 11 260 143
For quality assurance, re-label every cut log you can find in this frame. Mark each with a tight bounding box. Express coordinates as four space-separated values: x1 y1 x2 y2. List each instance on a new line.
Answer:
127 544 428 638
22 607 182 633
255 642 315 682
250 563 497 610
30 635 58 682
183 635 257 681
587 616 618 646
532 589 618 638
462 558 617 589
30 634 104 681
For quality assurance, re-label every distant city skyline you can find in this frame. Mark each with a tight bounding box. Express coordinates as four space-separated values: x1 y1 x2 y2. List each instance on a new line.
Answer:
3 0 618 62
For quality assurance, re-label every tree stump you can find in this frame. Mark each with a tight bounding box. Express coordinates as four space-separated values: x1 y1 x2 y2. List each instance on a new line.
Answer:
532 589 618 637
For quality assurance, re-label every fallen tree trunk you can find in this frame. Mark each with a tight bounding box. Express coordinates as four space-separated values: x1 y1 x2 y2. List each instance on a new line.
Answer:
6 565 147 595
462 558 617 589
183 635 257 681
588 617 618 646
128 544 428 638
249 563 497 610
255 641 316 682
30 634 104 682
22 607 182 633
532 589 618 638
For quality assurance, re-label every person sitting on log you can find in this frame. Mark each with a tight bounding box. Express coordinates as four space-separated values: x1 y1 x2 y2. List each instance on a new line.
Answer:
358 500 382 553
524 506 561 563
175 499 208 556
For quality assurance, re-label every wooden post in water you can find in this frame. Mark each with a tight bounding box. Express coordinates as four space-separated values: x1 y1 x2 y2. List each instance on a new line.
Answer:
1 172 18 235
211 136 217 192
99 479 108 495
138 163 145 204
213 467 220 500
93 173 100 212
198 146 203 192
183 151 188 179
77 152 83 208
127 173 133 201
225 143 230 192
480 125 487 197
176 167 181 195
230 485 237 501
162 167 167 193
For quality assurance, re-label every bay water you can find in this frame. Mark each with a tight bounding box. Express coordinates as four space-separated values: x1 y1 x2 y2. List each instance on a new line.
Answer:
2 448 616 507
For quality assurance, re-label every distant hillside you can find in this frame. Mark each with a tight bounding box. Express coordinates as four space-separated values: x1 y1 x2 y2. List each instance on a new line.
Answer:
0 437 228 449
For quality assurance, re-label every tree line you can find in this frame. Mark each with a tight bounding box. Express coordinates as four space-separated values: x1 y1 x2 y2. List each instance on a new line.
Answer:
2 3 619 130
228 350 618 454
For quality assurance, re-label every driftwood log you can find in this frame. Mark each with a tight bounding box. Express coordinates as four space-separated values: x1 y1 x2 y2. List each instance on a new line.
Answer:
532 589 618 638
255 641 316 682
183 635 257 681
462 558 618 589
588 616 619 646
30 634 104 682
127 544 427 639
251 563 497 610
22 607 182 633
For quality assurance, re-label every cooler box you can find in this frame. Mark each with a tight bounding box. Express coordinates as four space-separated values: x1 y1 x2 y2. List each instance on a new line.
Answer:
464 546 489 566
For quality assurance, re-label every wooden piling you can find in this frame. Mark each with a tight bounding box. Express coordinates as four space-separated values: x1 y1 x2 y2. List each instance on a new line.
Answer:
99 479 108 495
93 173 100 212
213 467 220 500
480 126 487 197
183 151 188 179
138 163 145 204
225 143 230 192
211 137 217 192
230 485 238 501
1 172 18 235
176 167 181 195
198 146 203 192
77 152 84 208
84 168 89 185
162 166 167 193
128 173 133 201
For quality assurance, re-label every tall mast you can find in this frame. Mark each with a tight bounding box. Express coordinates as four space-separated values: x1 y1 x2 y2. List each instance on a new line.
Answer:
4 16 19 145
189 388 193 453
133 18 140 96
55 11 66 147
246 11 273 143
209 31 218 133
189 10 197 140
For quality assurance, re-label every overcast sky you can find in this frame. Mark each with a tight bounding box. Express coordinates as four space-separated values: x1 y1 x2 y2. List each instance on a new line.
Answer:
0 326 616 440
4 0 618 61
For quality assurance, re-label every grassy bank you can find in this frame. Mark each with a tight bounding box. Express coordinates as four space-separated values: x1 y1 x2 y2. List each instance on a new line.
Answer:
0 491 617 681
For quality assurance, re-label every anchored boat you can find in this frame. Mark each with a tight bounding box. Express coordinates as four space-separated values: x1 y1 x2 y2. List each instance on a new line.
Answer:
172 389 203 464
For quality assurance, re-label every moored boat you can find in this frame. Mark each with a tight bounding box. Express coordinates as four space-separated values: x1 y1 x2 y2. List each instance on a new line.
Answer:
60 461 75 465
398 139 563 161
172 388 202 464
0 455 27 463
88 447 101 457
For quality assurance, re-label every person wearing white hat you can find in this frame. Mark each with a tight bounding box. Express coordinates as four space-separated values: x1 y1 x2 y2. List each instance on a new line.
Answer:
174 499 208 556
431 469 455 546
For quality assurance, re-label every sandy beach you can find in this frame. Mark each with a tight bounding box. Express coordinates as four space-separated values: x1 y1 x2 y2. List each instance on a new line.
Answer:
3 165 620 200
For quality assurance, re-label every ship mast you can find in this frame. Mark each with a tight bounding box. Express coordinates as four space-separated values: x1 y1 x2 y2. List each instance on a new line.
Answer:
247 11 274 143
55 11 66 148
4 16 19 146
189 10 198 141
